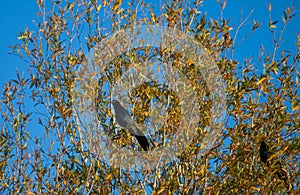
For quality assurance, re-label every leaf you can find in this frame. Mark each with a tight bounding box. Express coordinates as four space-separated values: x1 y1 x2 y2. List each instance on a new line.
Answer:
257 77 266 85
150 10 156 23
68 2 74 11
269 20 278 29
252 20 262 32
250 186 260 191
271 20 279 25
18 35 28 40
96 4 101 11
112 0 122 13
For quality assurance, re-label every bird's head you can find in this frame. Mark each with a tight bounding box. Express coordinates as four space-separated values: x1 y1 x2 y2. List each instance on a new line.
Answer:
260 140 268 149
112 100 120 107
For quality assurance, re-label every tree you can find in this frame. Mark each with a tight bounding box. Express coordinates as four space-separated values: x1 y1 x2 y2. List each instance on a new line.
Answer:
1 0 299 194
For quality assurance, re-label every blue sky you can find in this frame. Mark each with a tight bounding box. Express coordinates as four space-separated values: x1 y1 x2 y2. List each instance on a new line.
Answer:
0 1 38 86
203 0 299 62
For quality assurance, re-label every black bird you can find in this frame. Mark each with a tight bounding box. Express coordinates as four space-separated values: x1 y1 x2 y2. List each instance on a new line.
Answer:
259 141 289 188
112 100 150 151
259 141 269 165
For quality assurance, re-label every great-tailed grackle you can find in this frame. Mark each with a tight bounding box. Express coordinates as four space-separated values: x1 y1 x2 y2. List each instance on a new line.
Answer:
259 141 288 186
112 100 150 151
259 141 269 165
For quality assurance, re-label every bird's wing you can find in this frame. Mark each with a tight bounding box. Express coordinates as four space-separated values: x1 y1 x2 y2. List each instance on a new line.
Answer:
126 121 147 137
113 100 146 136
112 100 150 151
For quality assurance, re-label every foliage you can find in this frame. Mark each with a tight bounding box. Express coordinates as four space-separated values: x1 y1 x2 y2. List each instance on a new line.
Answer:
1 0 299 194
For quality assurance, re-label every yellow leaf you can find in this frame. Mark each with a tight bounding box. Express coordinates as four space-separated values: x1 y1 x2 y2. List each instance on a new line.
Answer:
18 35 27 40
112 0 121 13
292 105 298 111
95 174 99 181
39 43 43 55
68 2 74 11
96 5 101 11
250 186 260 191
257 77 266 85
150 11 156 23
116 8 123 15
37 0 43 7
130 12 136 21
157 188 165 194
164 13 169 19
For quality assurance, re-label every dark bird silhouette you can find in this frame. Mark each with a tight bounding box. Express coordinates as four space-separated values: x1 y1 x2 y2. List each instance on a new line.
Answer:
112 100 150 151
259 141 269 165
259 141 289 188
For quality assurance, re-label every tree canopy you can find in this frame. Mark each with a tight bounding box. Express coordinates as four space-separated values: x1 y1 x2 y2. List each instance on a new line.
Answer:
1 0 299 194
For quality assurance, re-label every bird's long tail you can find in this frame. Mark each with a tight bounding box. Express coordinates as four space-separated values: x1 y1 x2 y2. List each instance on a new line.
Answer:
134 135 150 151
128 125 150 151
